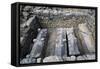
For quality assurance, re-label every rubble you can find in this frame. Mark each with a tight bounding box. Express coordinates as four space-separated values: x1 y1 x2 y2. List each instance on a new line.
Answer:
43 56 63 62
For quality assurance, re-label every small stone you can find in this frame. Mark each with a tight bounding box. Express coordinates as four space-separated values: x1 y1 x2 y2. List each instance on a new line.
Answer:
70 56 76 61
37 58 41 63
43 56 63 62
33 39 37 42
77 56 85 60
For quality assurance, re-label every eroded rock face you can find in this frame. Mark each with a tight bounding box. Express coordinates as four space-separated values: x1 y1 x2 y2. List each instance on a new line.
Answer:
20 16 42 59
78 23 95 53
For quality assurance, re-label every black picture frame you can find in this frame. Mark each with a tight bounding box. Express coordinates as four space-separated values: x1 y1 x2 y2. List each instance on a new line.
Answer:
11 2 98 67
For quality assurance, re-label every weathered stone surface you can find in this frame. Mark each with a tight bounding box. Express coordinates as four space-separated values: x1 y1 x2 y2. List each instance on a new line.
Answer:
63 56 76 61
86 54 95 60
20 55 36 64
45 28 68 57
45 28 58 57
67 27 80 56
77 56 85 60
20 27 95 63
30 29 48 58
37 58 42 63
55 28 64 56
43 56 63 62
78 23 95 53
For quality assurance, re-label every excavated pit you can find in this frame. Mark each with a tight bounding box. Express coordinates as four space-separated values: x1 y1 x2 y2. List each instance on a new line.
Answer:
20 6 96 64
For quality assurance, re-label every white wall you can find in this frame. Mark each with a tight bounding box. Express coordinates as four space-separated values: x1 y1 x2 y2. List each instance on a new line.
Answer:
0 0 99 69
